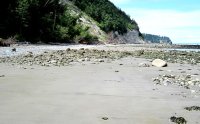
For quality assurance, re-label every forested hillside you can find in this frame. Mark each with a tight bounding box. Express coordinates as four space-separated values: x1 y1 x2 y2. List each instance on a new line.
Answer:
70 0 140 34
0 0 141 44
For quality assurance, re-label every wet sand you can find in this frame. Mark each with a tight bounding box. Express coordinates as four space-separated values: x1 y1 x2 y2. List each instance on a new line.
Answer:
0 56 199 124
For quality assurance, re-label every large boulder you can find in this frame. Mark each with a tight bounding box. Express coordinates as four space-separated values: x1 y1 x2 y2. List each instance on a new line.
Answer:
152 59 167 67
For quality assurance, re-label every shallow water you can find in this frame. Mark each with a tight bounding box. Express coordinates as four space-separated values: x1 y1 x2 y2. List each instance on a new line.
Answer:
165 48 200 52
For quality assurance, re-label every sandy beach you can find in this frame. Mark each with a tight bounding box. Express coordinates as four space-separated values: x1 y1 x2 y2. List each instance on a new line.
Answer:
0 44 199 124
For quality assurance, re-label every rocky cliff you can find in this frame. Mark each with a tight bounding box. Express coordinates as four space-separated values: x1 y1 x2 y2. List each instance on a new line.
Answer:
66 0 143 44
143 33 172 44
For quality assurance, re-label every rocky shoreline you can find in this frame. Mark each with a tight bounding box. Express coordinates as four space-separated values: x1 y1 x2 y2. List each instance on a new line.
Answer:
0 44 200 124
0 46 200 66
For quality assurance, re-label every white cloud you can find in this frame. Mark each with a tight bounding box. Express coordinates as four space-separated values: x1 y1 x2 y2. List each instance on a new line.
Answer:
123 8 200 44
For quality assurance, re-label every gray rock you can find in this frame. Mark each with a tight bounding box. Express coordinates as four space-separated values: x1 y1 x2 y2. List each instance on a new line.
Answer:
138 62 150 67
102 117 109 120
0 75 5 77
12 48 16 52
170 116 187 124
98 59 104 62
152 59 167 67
162 80 172 86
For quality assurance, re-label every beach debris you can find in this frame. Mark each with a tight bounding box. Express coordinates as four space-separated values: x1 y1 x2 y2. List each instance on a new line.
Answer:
170 116 187 124
152 59 167 67
153 74 200 89
184 106 200 111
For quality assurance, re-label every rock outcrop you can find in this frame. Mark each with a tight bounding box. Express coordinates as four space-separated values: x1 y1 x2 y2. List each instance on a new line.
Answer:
108 30 144 44
143 33 172 44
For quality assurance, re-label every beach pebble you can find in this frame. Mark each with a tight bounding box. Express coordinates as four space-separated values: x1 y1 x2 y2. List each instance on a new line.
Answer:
170 116 187 124
163 80 172 86
138 62 150 67
152 59 167 67
85 58 90 61
12 48 16 52
191 90 196 94
102 117 109 120
0 75 5 77
98 59 104 62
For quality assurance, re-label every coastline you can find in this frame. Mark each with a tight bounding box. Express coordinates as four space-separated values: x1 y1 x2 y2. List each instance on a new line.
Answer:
0 44 199 124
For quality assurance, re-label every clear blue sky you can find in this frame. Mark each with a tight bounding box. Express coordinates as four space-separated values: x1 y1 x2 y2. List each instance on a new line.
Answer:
110 0 200 44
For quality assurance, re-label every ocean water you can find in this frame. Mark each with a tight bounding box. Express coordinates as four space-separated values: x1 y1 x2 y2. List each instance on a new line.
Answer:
165 48 200 52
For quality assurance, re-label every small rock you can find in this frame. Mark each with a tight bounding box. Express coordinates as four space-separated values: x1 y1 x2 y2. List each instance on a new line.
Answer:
184 106 200 111
170 116 187 124
66 48 71 51
102 117 109 120
187 81 193 85
85 58 90 61
98 59 104 62
152 59 167 67
78 59 85 62
163 80 172 86
50 60 57 63
191 90 196 94
138 62 150 67
0 75 5 77
181 71 186 73
167 70 172 72
11 48 16 52
115 70 119 72
135 50 144 56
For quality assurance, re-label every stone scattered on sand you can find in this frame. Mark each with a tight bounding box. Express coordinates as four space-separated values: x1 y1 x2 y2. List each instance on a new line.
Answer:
152 59 167 67
98 59 104 62
170 116 187 124
135 49 144 56
11 48 16 52
162 80 172 86
184 106 200 111
1 49 132 66
181 71 186 73
0 49 200 66
0 75 5 77
102 117 109 120
138 62 150 67
153 74 200 89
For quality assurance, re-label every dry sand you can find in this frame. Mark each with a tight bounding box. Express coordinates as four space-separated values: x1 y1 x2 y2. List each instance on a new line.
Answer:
0 45 200 124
